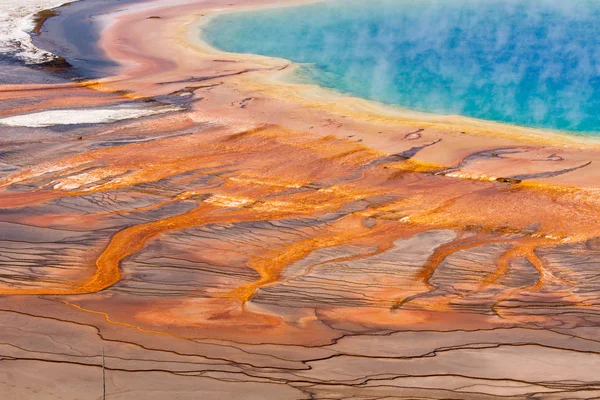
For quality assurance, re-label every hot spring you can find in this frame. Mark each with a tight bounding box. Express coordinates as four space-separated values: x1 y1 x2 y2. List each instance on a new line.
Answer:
203 0 600 134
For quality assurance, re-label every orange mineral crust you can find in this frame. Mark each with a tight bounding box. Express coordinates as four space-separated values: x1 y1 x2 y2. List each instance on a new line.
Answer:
2 0 600 398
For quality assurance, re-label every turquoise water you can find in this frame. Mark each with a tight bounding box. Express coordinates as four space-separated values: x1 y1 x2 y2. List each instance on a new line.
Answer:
203 0 600 134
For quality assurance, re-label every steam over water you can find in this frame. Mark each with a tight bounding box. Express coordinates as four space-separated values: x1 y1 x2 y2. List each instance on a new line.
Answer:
204 0 600 134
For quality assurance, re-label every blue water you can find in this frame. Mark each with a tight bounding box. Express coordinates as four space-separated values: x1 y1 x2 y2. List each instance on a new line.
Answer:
203 0 600 134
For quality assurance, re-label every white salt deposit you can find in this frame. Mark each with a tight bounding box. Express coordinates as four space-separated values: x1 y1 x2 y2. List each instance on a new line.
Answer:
0 0 78 63
0 107 180 127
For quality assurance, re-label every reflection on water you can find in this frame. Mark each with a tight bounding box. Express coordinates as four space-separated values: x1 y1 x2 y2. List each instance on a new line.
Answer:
204 0 600 133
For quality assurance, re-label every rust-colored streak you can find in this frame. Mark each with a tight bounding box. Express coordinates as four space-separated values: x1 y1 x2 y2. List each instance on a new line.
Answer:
229 218 401 303
390 235 513 310
485 239 575 318
0 202 300 296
